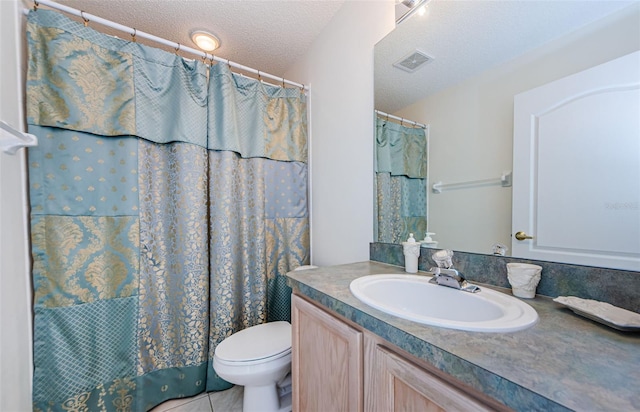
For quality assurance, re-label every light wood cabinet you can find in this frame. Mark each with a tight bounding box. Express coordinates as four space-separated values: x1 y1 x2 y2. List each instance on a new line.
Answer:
365 339 492 411
291 294 363 412
292 293 506 412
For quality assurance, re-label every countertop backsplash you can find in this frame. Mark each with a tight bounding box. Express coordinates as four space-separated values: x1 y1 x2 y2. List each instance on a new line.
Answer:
370 242 640 313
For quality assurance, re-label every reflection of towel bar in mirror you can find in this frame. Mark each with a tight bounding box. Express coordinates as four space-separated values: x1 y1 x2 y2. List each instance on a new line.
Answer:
0 120 38 155
432 171 512 194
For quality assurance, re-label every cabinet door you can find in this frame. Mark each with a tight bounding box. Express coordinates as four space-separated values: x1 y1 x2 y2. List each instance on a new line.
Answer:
366 342 492 412
291 294 363 412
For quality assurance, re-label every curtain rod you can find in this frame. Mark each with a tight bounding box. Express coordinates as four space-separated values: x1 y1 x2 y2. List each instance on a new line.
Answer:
375 109 426 129
26 0 308 91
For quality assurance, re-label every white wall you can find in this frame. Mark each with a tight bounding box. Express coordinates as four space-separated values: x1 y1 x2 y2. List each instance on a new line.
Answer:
285 1 396 266
0 0 34 410
395 4 640 255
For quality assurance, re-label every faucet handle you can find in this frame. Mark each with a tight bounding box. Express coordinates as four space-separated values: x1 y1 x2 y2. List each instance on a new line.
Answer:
432 249 454 269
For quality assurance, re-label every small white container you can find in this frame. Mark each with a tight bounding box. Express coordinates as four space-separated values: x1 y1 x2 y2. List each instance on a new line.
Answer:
402 233 421 274
420 232 438 249
506 263 542 299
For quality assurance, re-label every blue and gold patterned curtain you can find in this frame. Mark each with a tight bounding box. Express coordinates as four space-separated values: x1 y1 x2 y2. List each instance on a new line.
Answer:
375 117 427 243
26 9 308 411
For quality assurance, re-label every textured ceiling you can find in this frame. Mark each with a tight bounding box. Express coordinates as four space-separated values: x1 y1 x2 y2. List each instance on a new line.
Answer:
29 0 346 80
375 0 638 114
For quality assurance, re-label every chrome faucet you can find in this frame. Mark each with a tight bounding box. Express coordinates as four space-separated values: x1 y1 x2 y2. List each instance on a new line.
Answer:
428 249 481 293
428 267 481 293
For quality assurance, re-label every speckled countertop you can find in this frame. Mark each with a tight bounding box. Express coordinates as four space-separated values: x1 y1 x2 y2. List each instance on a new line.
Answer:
286 261 640 412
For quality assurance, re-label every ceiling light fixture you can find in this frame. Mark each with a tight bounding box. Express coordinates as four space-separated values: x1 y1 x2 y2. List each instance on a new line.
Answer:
397 0 431 24
190 30 220 52
401 0 420 8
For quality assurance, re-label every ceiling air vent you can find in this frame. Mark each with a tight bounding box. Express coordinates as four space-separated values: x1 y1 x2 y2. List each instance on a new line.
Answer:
393 49 433 73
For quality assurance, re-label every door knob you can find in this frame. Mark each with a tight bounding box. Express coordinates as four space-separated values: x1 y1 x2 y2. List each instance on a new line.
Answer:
514 231 534 241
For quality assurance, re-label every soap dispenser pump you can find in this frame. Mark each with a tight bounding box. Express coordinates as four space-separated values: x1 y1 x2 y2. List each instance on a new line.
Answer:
402 233 421 273
420 232 438 248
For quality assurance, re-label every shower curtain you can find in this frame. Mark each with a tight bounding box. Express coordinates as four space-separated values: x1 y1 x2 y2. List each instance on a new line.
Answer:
26 9 308 412
375 117 427 243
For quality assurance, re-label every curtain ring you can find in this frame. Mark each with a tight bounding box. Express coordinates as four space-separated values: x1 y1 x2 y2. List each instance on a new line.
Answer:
227 58 231 68
174 43 181 55
209 55 215 66
201 53 207 64
131 28 137 43
281 77 286 88
401 118 404 126
257 70 262 82
80 11 89 27
33 0 39 11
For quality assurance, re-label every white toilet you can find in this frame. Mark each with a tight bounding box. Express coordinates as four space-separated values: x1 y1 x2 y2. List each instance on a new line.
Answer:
213 321 292 412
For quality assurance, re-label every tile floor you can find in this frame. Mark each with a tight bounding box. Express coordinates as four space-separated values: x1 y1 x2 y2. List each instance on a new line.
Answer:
150 386 243 412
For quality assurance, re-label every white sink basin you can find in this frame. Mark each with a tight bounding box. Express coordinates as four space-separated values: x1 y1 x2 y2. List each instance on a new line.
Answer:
349 274 538 332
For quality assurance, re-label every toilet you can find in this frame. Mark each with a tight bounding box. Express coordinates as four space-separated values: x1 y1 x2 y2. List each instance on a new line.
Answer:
213 321 292 412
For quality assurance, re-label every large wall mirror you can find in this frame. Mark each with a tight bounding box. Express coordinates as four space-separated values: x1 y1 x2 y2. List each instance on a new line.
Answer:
374 1 640 270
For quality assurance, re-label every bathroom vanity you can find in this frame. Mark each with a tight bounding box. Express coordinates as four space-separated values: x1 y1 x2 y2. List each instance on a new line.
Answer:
287 262 640 411
292 294 503 411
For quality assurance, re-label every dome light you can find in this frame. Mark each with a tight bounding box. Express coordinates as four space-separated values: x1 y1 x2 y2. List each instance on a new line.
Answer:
191 30 220 52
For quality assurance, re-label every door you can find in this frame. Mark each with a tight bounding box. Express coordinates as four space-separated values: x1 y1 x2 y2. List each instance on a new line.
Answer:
291 294 363 412
512 51 640 271
366 343 491 412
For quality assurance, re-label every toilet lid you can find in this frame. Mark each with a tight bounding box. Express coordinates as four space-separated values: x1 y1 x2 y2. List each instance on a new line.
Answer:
215 321 291 362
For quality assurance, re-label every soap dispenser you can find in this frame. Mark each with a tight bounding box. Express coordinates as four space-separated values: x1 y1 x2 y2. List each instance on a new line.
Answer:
402 233 421 273
420 232 438 249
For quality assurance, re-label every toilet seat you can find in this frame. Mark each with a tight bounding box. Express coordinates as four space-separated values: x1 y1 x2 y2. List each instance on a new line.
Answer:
214 348 291 367
214 321 292 365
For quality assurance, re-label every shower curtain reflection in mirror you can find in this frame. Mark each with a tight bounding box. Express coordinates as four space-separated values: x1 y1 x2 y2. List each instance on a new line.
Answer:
374 116 428 243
